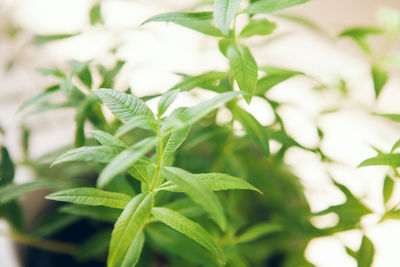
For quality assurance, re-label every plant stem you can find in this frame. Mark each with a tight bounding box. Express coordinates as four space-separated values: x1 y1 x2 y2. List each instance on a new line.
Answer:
150 134 164 191
0 230 77 255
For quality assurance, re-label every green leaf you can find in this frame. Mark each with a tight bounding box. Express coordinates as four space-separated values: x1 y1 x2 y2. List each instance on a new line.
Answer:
142 12 223 37
46 188 131 209
52 146 119 166
213 0 242 35
151 207 224 262
0 180 55 204
0 200 24 231
359 153 400 167
18 85 59 113
164 198 205 218
162 167 226 230
256 66 303 95
158 89 179 117
115 116 156 137
98 61 125 88
371 64 389 98
98 137 157 188
159 172 261 194
36 68 65 78
391 139 400 152
32 212 78 237
377 6 400 36
162 126 190 160
374 113 400 122
95 89 153 122
75 230 111 261
0 146 15 185
89 130 126 148
60 77 73 95
171 71 228 92
243 0 310 14
108 192 154 267
239 18 276 38
236 223 282 243
90 2 103 25
357 235 375 267
232 106 270 157
60 205 121 222
383 176 395 205
32 33 80 45
119 230 145 267
68 60 93 88
226 43 258 103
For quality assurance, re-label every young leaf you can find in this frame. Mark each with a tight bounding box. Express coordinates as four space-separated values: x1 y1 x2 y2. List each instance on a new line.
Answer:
61 205 121 222
52 146 119 166
98 137 157 188
0 180 55 204
0 200 24 232
171 71 228 92
162 167 226 230
108 192 154 267
232 106 270 157
115 116 156 137
239 18 277 38
119 230 145 267
95 89 153 122
142 12 223 37
0 146 15 185
371 64 389 98
243 0 310 14
391 139 400 152
36 68 65 78
68 60 93 88
226 43 258 104
357 235 375 267
151 207 224 262
18 85 59 113
162 126 190 160
46 187 131 209
159 173 261 194
32 33 80 45
256 67 303 95
98 61 126 88
32 212 79 237
383 176 395 205
236 223 282 244
213 0 242 35
158 89 179 117
89 2 103 25
358 153 400 167
374 113 400 122
89 130 126 148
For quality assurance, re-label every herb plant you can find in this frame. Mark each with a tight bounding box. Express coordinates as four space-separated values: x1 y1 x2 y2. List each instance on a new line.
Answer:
1 0 400 266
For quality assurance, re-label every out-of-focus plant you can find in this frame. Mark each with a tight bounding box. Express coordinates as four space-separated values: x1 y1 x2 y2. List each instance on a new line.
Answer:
1 1 399 267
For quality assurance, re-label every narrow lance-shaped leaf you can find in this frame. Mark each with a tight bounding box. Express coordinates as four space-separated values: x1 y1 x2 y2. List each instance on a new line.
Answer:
98 137 157 188
171 71 228 92
52 146 119 166
232 106 270 157
90 1 103 25
32 33 80 45
226 43 258 104
89 130 126 148
256 66 304 95
243 0 310 14
213 0 242 35
239 18 276 38
142 12 223 37
159 172 261 194
383 176 395 205
162 126 190 160
119 230 145 267
158 89 179 117
391 139 400 152
46 188 132 209
0 146 15 185
0 180 56 204
61 204 121 223
151 207 224 262
236 223 282 244
18 85 59 113
95 89 153 122
108 192 154 267
116 116 156 137
371 64 389 98
357 235 375 267
358 153 400 167
162 167 226 230
75 230 111 261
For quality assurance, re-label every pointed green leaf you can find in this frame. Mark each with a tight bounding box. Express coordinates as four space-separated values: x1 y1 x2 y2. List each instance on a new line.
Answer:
256 66 303 95
46 187 131 209
108 192 154 267
89 130 126 148
236 223 282 244
239 18 276 38
391 139 400 152
119 230 145 267
374 113 400 122
383 176 395 205
171 71 228 92
357 235 375 267
151 207 224 262
98 61 126 88
90 2 103 25
162 167 226 230
0 180 55 204
359 153 400 167
0 200 24 231
32 33 80 45
68 60 93 88
233 106 270 157
75 230 111 261
244 0 310 14
98 137 157 188
371 64 389 98
142 12 223 37
61 204 121 223
95 89 153 122
164 198 205 218
115 116 156 137
52 146 119 166
0 146 15 185
36 68 65 78
162 126 190 159
226 43 258 103
158 89 179 117
18 85 60 113
213 0 242 35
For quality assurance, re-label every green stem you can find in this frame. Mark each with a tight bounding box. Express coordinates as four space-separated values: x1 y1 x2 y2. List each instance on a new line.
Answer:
0 230 77 255
151 134 164 191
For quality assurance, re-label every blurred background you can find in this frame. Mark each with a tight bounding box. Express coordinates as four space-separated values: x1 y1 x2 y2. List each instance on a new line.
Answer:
1 0 400 266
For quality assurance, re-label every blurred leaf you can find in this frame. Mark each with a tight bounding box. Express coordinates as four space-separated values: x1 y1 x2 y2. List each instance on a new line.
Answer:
377 6 400 36
115 115 156 137
18 85 60 113
164 198 205 218
171 71 228 92
158 89 179 117
239 18 276 38
243 0 310 14
142 12 223 37
89 2 103 25
108 192 153 267
75 230 111 261
339 27 384 54
60 77 73 95
383 176 394 206
68 60 92 88
256 67 303 95
98 61 125 88
371 64 389 98
89 130 126 148
391 139 400 152
357 235 375 267
0 180 55 204
374 113 400 122
359 153 400 167
32 33 80 45
36 68 65 78
0 200 24 231
213 0 242 35
52 146 119 166
236 223 282 244
0 146 15 185
61 205 121 222
33 212 78 237
162 167 226 230
227 43 258 104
